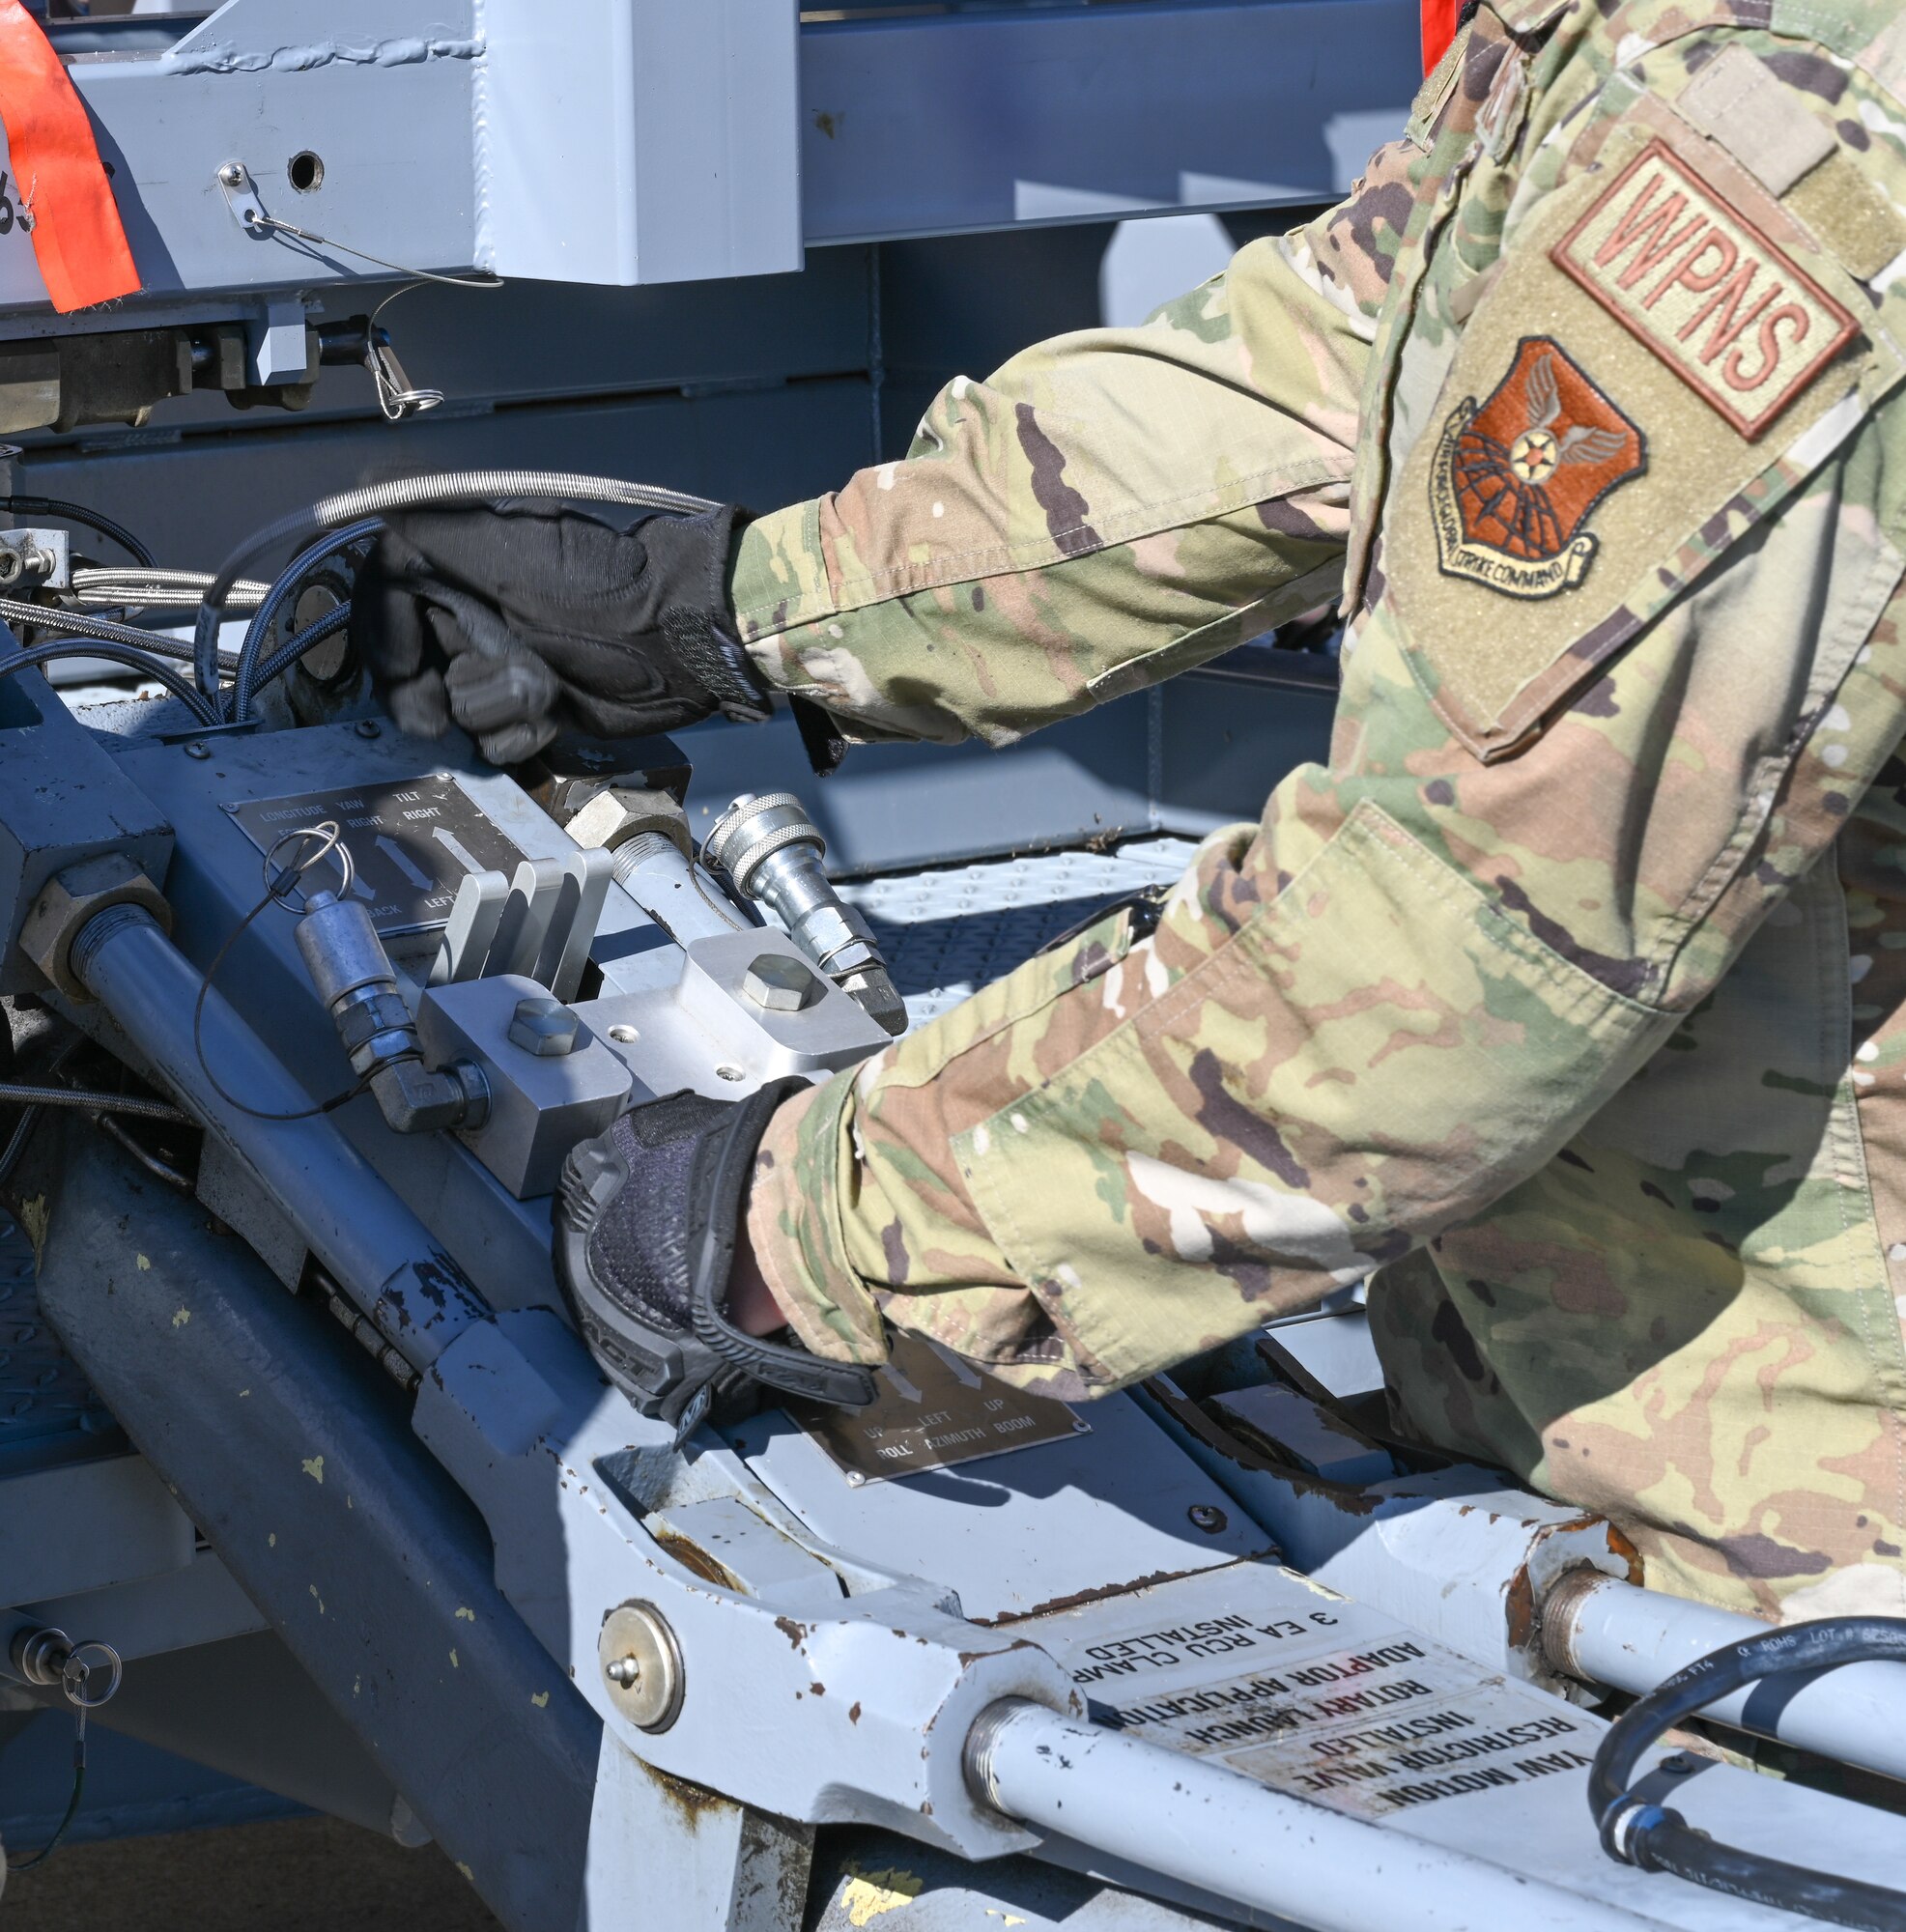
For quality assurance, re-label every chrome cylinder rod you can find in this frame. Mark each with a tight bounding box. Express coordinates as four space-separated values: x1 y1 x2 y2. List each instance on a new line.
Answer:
965 1698 1667 1932
1545 1570 1906 1784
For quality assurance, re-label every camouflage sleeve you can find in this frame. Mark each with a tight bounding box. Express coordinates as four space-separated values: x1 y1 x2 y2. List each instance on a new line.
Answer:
747 26 1906 1402
726 160 1413 746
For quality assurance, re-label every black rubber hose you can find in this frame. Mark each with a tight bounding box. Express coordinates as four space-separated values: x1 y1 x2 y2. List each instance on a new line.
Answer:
1589 1616 1906 1930
0 494 155 569
0 640 218 724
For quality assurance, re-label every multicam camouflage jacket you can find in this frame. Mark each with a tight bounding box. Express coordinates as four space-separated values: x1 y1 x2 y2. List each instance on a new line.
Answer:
728 0 1906 1619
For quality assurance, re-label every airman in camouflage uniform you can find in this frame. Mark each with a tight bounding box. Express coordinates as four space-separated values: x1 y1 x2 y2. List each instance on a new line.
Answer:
726 0 1906 1622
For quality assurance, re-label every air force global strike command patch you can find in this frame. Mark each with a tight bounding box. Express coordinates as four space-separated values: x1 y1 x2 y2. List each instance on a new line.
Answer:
1551 139 1858 440
1430 337 1645 598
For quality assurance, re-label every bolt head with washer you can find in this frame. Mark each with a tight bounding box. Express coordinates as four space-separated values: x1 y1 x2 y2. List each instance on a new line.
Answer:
599 1603 684 1731
1187 1503 1229 1534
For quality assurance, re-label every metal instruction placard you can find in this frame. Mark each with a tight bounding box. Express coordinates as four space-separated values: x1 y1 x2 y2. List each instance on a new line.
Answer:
1063 1587 1599 1822
226 775 526 936
792 1330 1087 1485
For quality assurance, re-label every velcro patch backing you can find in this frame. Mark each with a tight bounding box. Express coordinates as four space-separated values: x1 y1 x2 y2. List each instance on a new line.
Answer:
1550 139 1857 440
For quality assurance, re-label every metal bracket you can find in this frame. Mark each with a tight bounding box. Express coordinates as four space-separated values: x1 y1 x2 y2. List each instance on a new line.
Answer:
215 161 269 237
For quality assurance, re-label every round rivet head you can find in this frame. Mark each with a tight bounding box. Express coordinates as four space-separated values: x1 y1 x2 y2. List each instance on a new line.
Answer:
184 741 212 760
508 996 580 1058
354 719 382 739
743 952 822 1013
600 1603 683 1731
1187 1503 1228 1535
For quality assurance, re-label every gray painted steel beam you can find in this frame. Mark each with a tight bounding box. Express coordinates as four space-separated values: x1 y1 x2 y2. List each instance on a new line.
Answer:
13 0 1411 326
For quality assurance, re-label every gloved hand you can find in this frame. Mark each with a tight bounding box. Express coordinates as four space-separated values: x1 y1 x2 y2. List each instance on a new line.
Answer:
349 501 772 765
555 1078 875 1437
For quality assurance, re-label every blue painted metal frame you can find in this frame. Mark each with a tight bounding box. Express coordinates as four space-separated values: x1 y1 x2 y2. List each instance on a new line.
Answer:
800 0 1419 244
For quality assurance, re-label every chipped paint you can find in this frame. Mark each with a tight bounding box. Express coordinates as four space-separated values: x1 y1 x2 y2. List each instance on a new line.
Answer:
17 1194 46 1264
455 1861 474 1883
268 1532 276 1548
449 1648 459 1668
839 1864 924 1925
301 1455 324 1483
135 1253 151 1271
172 1307 191 1328
455 1605 475 1621
531 1690 549 1709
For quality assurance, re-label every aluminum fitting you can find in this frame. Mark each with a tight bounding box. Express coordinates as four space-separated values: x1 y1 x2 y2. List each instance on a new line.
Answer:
704 793 907 1037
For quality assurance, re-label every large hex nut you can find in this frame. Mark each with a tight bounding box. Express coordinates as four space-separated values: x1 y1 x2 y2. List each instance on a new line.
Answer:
564 785 691 858
21 854 170 1001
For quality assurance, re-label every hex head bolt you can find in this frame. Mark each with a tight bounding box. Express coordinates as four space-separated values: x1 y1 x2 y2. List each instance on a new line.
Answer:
704 793 906 1035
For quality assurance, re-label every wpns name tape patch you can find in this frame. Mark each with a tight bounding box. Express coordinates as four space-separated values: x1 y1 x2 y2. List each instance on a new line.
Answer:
1551 138 1856 440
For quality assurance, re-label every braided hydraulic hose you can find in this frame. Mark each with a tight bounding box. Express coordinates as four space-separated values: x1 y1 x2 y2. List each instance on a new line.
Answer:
194 470 720 705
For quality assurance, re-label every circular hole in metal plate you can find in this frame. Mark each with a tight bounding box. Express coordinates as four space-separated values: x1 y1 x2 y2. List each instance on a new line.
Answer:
288 151 325 194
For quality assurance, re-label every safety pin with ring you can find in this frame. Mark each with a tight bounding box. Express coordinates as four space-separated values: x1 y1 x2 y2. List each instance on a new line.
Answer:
12 1624 123 1707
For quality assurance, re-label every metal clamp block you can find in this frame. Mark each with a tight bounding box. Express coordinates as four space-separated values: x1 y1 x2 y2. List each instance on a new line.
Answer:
416 973 632 1200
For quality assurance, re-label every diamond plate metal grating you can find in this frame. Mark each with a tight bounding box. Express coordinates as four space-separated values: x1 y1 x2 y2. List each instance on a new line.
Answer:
0 1209 116 1465
838 837 1201 1028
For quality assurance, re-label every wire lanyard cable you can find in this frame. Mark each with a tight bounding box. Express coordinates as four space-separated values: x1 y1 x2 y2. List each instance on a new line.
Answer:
1589 1615 1906 1930
5 1638 121 1873
192 823 375 1122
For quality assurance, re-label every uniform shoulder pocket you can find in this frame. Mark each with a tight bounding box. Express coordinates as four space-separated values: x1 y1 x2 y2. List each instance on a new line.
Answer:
1384 99 1900 761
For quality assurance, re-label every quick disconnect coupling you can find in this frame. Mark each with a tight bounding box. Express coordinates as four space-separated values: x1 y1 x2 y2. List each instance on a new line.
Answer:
702 792 906 1036
296 890 487 1134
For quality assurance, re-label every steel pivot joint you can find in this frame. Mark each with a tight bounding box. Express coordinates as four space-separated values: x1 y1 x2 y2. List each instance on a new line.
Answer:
703 792 906 1036
296 890 487 1134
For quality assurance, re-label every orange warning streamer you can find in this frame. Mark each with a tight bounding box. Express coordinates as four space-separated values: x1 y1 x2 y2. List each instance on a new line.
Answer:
0 0 138 313
1421 0 1462 73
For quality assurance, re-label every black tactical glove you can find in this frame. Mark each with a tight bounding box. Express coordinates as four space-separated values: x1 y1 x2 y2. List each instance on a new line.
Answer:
555 1078 876 1437
350 501 772 765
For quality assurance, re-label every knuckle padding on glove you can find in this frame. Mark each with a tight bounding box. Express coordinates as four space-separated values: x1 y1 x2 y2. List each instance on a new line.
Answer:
585 1108 703 1334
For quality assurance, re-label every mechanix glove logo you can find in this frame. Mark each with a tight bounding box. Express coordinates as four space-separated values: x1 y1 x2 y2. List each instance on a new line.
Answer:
1429 337 1645 599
